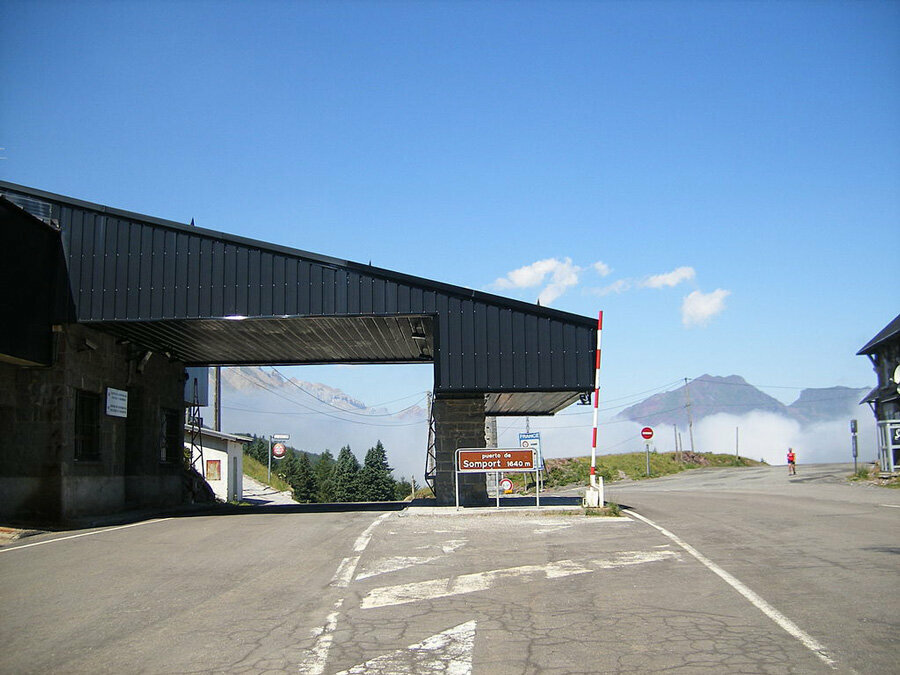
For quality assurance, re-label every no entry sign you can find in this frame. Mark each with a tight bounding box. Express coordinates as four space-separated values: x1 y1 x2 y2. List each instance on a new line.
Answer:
641 427 654 440
272 442 286 458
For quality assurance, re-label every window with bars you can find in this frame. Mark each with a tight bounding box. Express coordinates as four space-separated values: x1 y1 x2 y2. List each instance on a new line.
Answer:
160 408 183 464
74 390 101 461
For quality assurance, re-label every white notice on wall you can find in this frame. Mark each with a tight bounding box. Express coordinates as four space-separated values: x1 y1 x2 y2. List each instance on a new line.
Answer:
106 388 128 417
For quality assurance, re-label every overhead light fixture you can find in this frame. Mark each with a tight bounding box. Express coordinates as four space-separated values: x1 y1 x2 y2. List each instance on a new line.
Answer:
578 392 592 405
137 351 153 373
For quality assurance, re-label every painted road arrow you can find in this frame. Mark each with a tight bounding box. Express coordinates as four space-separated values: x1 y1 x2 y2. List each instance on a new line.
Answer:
360 549 679 609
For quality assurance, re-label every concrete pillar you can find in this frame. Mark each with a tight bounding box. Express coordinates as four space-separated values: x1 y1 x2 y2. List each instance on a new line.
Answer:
432 396 489 506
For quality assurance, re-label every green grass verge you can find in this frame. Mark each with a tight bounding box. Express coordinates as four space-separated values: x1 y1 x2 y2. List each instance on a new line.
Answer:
243 454 293 493
510 451 764 490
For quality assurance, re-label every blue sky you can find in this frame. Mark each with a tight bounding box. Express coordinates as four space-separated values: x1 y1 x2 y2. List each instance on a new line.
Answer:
3 0 898 423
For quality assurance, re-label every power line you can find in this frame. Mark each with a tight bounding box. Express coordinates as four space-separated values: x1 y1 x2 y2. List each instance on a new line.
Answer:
231 370 427 427
221 405 427 427
269 366 426 417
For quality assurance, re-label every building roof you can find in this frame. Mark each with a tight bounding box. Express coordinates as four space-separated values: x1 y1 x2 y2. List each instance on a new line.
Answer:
1 181 597 415
857 313 900 355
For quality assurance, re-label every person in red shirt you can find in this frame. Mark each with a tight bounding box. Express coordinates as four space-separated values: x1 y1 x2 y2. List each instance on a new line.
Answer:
787 448 796 475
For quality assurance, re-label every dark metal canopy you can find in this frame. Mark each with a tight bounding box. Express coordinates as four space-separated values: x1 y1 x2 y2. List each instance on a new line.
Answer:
1 181 597 415
857 313 900 356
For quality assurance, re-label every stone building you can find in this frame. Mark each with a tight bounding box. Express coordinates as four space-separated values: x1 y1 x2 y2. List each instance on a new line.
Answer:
1 181 596 520
1 199 187 520
858 313 900 472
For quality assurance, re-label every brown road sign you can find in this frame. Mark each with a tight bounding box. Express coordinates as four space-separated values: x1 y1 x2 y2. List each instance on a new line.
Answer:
457 448 536 473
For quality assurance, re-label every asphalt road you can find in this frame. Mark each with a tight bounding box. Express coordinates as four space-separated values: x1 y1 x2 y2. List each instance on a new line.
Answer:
0 464 896 674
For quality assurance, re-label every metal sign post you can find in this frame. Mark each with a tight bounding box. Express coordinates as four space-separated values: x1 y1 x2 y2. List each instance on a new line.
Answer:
641 427 654 477
456 448 538 510
268 433 290 483
850 419 858 473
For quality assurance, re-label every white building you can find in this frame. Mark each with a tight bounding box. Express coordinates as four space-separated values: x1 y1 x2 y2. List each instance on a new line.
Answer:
185 427 249 502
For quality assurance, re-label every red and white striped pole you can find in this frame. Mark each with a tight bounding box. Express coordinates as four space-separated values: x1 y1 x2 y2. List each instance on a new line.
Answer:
590 311 603 488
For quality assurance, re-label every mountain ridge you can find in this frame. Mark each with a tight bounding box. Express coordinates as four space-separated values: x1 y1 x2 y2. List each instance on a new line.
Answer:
617 374 868 427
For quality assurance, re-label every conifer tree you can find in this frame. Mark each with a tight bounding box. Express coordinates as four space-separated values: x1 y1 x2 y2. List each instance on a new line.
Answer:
276 448 298 483
315 449 336 503
358 440 396 502
292 451 318 503
332 445 361 502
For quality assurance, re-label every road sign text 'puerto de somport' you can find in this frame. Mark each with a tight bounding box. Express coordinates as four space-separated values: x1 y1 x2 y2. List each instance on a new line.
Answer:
457 449 535 473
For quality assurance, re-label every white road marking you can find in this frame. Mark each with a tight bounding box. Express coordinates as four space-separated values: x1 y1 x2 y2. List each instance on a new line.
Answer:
330 556 361 587
303 513 391 673
627 509 838 670
357 538 468 581
354 513 391 551
299 599 343 675
880 504 900 509
355 556 439 581
592 549 679 568
361 560 591 609
0 518 173 554
360 550 678 610
330 513 392 588
442 539 467 554
334 620 476 675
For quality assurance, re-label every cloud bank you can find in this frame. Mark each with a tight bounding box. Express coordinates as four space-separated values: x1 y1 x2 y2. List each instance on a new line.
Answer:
515 407 875 468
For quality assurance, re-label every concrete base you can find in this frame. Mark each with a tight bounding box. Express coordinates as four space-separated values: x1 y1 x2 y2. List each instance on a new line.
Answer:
583 482 604 508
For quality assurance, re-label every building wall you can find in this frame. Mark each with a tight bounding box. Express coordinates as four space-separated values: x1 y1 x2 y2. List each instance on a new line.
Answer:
0 323 185 522
187 432 244 503
873 341 900 421
432 396 489 506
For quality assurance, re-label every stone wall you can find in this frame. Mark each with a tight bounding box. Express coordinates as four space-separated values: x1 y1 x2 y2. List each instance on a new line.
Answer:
0 323 185 522
432 396 489 506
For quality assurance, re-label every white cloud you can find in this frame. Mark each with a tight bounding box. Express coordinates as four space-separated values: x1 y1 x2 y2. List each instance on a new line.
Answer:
592 279 632 296
493 257 582 305
593 261 612 277
642 266 695 289
494 258 563 289
682 289 730 326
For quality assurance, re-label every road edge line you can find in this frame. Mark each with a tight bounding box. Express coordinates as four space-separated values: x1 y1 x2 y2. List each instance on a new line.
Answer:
626 508 838 670
0 518 174 554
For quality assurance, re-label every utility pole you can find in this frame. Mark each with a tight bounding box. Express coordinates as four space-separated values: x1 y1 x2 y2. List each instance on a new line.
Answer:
684 378 695 454
673 425 680 462
213 366 222 432
735 426 740 458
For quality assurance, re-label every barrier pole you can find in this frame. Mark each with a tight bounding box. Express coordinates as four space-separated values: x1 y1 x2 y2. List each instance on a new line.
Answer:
590 311 603 487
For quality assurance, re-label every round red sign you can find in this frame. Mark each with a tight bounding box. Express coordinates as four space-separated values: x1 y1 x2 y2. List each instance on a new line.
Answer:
272 442 286 458
641 427 654 440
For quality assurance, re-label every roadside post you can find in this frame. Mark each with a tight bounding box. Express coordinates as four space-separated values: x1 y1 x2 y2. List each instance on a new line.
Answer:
519 431 543 492
642 426 654 477
850 419 858 473
456 448 538 509
269 433 290 483
584 311 605 508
